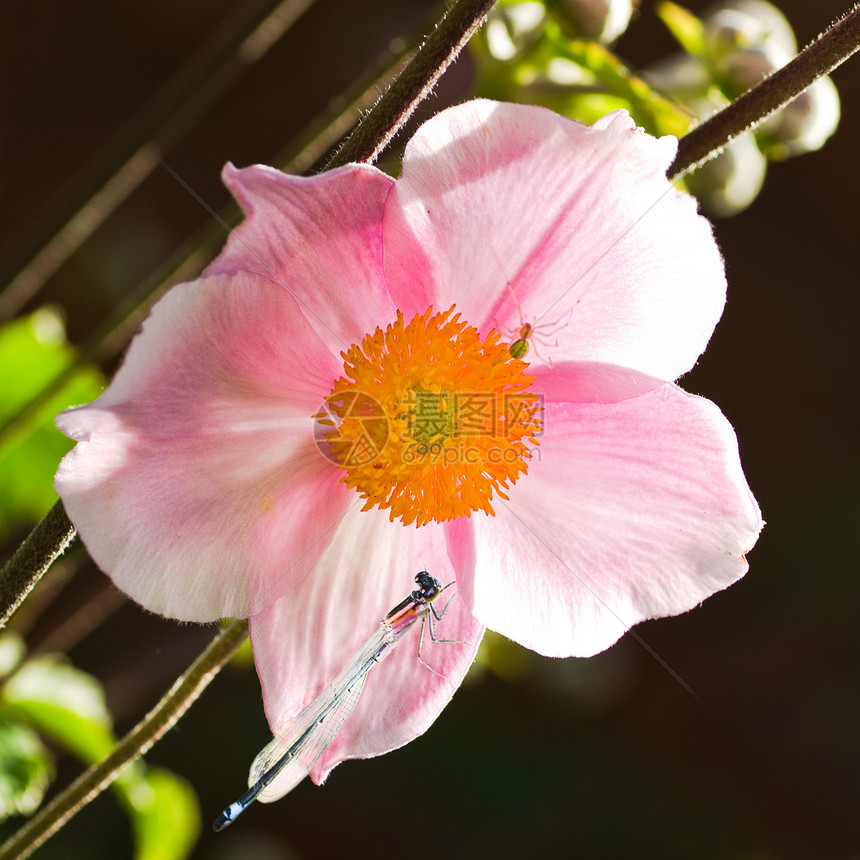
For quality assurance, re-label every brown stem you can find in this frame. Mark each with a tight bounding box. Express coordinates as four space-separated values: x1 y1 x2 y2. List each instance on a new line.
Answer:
0 1 499 855
671 4 860 177
0 0 318 322
0 620 249 860
0 501 76 628
327 0 499 167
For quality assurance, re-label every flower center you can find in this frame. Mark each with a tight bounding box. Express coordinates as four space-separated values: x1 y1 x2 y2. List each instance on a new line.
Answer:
318 306 543 527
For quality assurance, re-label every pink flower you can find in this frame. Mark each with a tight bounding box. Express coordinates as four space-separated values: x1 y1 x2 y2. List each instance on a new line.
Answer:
55 100 762 793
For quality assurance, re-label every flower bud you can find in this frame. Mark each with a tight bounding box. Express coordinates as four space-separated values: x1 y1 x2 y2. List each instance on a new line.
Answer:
758 74 841 156
702 1 796 97
685 131 767 218
684 95 767 217
484 2 547 61
642 52 711 101
701 1 840 156
703 0 796 59
547 0 636 44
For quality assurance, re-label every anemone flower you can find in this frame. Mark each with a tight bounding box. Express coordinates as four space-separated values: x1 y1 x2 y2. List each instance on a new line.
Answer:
55 99 762 795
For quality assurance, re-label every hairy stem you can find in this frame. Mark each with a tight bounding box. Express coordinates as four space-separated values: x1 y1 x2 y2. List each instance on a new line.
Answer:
0 0 317 322
327 0 499 167
0 501 75 628
671 3 860 177
0 0 497 854
0 32 419 456
0 620 250 860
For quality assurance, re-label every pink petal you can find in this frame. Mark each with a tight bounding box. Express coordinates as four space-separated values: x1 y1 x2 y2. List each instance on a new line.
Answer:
55 272 352 621
383 100 725 380
210 163 397 356
456 371 762 657
529 359 665 404
249 507 483 789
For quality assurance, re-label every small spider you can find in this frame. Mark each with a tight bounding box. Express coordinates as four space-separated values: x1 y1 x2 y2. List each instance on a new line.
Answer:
505 311 572 366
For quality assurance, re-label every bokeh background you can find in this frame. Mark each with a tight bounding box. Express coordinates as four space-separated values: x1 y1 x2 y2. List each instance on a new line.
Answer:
1 0 857 857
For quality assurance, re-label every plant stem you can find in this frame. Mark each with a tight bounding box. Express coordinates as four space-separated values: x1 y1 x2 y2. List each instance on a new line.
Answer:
0 501 76 628
327 0 499 167
0 620 250 860
0 0 497 649
0 0 497 854
0 0 317 322
671 3 860 177
0 33 419 456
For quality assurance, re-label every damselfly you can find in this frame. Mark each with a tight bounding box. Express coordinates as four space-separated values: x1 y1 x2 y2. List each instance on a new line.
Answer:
213 570 455 831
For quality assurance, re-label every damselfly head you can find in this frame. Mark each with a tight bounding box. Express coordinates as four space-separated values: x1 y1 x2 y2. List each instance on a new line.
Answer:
414 570 443 600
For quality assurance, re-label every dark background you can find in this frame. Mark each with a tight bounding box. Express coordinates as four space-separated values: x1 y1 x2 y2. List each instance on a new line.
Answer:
1 1 857 857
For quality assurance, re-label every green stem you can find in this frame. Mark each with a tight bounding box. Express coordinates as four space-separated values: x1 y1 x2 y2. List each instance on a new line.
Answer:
0 501 75 628
0 620 250 860
671 3 860 177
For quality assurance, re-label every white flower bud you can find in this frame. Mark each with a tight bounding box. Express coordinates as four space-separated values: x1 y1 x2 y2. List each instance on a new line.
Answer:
686 131 767 217
485 2 547 61
703 0 796 59
549 0 635 44
759 74 841 156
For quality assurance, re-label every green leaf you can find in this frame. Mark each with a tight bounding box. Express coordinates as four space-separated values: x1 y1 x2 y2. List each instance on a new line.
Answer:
2 653 201 857
123 768 201 860
655 2 706 57
0 720 53 820
2 655 201 857
2 655 115 763
0 307 104 540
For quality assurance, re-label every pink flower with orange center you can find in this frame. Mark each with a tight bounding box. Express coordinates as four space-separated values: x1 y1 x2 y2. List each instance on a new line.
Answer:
55 100 762 795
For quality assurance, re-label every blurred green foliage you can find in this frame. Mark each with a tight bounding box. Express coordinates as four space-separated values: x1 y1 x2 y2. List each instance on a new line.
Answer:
0 721 53 819
474 0 694 138
656 0 705 56
0 309 104 542
0 309 200 857
473 0 841 215
0 633 201 859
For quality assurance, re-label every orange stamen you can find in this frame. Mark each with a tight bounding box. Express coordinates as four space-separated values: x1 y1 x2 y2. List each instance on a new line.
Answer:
318 306 543 527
